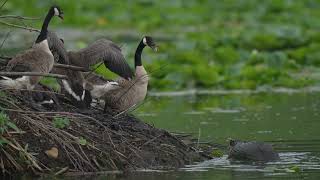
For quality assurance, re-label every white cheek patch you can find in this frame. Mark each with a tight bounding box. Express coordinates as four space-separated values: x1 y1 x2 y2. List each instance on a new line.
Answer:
143 37 147 46
54 8 59 16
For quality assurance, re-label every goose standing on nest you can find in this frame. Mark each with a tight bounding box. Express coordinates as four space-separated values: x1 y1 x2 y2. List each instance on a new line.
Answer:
102 36 157 113
67 39 134 79
49 36 134 107
47 32 93 108
0 6 64 90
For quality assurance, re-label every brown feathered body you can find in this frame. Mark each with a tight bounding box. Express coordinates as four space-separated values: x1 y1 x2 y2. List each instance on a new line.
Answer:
103 66 148 112
80 72 118 99
1 40 54 89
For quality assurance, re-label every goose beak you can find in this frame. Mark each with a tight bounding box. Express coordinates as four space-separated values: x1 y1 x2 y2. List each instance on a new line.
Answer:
58 14 64 20
151 45 158 52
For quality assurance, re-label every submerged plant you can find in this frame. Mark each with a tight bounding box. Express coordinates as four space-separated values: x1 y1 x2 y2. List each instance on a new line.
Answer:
211 149 224 158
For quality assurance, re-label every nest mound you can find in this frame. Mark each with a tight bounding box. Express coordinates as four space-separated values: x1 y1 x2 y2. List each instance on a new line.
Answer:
0 90 208 176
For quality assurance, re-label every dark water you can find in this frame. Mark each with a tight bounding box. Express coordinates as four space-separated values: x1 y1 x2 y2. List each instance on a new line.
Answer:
132 92 320 179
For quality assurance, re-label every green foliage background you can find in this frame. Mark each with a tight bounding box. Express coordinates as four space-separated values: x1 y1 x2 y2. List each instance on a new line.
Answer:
2 0 320 90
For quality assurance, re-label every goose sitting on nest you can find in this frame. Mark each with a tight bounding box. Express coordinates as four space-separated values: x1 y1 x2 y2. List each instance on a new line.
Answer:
0 6 64 90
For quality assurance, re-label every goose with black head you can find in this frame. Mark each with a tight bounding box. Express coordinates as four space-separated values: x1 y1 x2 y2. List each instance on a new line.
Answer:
102 36 157 113
0 5 64 90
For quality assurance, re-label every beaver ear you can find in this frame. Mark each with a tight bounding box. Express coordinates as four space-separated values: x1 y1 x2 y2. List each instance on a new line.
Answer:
230 139 236 146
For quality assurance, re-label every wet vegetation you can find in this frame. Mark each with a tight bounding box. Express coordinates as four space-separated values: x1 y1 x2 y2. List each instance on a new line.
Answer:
2 1 320 90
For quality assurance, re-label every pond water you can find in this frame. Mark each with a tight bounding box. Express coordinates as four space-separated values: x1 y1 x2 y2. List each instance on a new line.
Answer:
130 92 320 179
2 31 320 179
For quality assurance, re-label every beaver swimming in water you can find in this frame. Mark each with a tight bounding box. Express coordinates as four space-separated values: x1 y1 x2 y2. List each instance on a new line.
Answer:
227 139 280 162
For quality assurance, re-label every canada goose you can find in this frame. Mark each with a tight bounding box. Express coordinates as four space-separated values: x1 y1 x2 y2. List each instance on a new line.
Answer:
48 34 134 107
0 6 64 90
31 83 61 110
67 39 134 80
47 31 68 64
102 36 157 112
81 72 118 99
47 33 91 107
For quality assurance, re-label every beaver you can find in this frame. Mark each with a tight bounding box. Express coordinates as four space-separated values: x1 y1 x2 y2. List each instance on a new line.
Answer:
227 139 280 162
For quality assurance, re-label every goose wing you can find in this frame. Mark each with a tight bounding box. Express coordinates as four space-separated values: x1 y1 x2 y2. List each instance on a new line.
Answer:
82 72 114 85
6 49 49 72
69 39 134 80
47 31 69 64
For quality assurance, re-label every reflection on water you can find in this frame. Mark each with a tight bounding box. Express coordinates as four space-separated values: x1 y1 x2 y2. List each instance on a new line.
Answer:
134 92 320 179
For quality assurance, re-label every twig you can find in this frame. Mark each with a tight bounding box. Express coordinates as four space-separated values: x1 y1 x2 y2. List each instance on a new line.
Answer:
54 63 88 72
0 29 12 51
0 20 39 32
2 108 108 130
140 134 163 148
196 128 201 150
0 15 40 20
0 55 11 60
65 170 122 176
83 62 103 79
54 167 69 176
112 104 137 118
0 72 68 79
10 139 43 171
0 0 8 11
126 97 151 114
1 88 63 95
2 148 23 171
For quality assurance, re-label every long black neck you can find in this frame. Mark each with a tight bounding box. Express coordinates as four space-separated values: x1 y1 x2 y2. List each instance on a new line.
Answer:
35 9 54 43
134 40 146 68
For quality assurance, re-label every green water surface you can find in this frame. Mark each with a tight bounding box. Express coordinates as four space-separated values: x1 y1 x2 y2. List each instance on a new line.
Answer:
130 92 320 179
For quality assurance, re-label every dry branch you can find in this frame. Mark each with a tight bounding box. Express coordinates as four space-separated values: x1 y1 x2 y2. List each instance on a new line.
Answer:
0 60 88 73
0 72 68 79
0 30 12 51
0 20 40 32
53 63 87 72
0 55 11 60
0 0 8 11
0 15 40 20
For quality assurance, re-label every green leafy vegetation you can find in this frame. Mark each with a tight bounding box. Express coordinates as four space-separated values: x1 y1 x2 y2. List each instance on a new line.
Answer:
288 165 301 173
211 149 223 158
3 0 320 90
39 77 60 92
0 111 19 146
78 137 87 146
52 117 70 129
